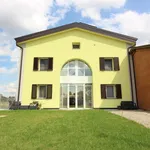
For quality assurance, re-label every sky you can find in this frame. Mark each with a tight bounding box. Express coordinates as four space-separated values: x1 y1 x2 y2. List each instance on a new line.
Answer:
0 0 150 97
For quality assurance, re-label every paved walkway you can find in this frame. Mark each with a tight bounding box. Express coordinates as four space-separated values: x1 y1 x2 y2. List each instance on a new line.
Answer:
107 109 150 128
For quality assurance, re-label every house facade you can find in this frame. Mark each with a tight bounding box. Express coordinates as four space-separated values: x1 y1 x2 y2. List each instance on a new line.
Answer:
130 45 150 110
15 22 137 109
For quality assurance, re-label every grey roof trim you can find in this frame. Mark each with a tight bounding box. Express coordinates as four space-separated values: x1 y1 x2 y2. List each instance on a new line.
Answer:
15 22 138 43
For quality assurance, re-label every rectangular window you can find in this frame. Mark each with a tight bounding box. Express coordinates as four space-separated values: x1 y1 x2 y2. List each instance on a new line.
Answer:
106 85 115 98
31 84 53 99
72 43 80 49
39 85 47 98
101 84 122 99
104 59 113 71
99 57 120 71
40 59 48 71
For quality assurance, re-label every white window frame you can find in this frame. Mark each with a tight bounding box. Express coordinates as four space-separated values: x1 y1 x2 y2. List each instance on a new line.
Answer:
106 85 116 99
38 85 47 99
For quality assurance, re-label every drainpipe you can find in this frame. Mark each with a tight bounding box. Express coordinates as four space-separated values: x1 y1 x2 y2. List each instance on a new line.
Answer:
127 45 138 107
16 43 23 104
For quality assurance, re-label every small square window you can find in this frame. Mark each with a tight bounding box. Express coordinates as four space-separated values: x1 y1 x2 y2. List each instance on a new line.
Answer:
40 59 48 71
39 85 47 98
104 59 113 71
72 43 80 49
106 85 115 98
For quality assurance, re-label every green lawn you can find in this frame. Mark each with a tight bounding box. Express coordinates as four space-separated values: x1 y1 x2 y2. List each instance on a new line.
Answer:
0 110 150 150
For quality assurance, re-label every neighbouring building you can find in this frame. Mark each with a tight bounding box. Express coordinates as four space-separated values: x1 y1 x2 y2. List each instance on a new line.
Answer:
130 45 150 110
15 22 137 109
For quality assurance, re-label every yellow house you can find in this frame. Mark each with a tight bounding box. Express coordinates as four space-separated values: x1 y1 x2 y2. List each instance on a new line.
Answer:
15 22 137 109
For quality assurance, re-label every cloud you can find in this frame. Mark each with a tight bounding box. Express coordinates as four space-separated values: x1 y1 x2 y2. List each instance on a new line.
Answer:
0 82 17 96
0 67 17 74
0 0 54 37
93 11 150 45
55 1 150 45
56 0 126 20
0 0 70 38
0 44 20 62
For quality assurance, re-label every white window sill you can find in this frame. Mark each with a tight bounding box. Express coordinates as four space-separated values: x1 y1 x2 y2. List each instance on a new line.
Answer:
106 97 117 99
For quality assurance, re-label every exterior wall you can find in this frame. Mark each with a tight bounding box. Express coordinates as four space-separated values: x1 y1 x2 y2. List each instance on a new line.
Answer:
133 49 150 110
19 29 132 108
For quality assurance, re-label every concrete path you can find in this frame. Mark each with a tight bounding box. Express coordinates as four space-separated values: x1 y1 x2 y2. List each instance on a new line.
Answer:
106 109 150 128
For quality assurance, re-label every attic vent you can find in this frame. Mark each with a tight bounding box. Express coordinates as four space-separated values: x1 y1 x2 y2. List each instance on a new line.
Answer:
72 43 80 49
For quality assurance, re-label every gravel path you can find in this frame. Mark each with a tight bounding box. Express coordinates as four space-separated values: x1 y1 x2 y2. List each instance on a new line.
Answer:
107 110 150 128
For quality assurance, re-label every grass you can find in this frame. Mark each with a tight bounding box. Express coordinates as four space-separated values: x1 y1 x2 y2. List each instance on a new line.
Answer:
0 110 150 150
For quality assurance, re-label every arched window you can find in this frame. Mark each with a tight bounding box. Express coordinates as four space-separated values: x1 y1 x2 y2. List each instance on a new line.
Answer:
61 60 92 76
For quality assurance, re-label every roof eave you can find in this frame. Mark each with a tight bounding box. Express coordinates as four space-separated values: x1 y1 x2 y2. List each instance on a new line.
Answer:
15 22 138 44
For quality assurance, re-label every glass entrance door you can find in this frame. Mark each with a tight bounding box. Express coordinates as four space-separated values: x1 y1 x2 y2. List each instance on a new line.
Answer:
77 85 84 108
69 85 76 108
60 83 92 109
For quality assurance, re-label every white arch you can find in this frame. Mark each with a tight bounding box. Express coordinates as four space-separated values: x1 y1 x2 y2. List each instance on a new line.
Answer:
60 60 92 84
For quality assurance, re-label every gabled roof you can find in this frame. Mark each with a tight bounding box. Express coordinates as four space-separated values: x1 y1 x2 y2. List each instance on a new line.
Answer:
15 22 137 43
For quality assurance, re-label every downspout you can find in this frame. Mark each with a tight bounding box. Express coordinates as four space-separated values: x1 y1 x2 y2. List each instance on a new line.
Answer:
16 43 23 103
127 44 138 106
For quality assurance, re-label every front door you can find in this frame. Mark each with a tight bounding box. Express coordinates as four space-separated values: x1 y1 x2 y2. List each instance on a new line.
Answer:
60 83 92 109
77 84 84 108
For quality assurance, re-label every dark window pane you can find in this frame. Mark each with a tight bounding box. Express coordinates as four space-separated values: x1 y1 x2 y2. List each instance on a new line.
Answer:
77 85 83 108
106 86 114 98
104 59 112 71
85 69 92 76
78 61 84 68
40 59 48 70
69 61 75 68
69 69 75 76
73 44 80 49
78 69 84 76
39 86 46 98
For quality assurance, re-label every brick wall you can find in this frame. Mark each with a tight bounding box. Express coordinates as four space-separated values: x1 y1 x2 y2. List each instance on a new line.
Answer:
133 49 150 110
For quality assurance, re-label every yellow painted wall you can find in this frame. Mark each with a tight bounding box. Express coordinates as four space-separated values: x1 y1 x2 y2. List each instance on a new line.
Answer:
20 28 132 108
